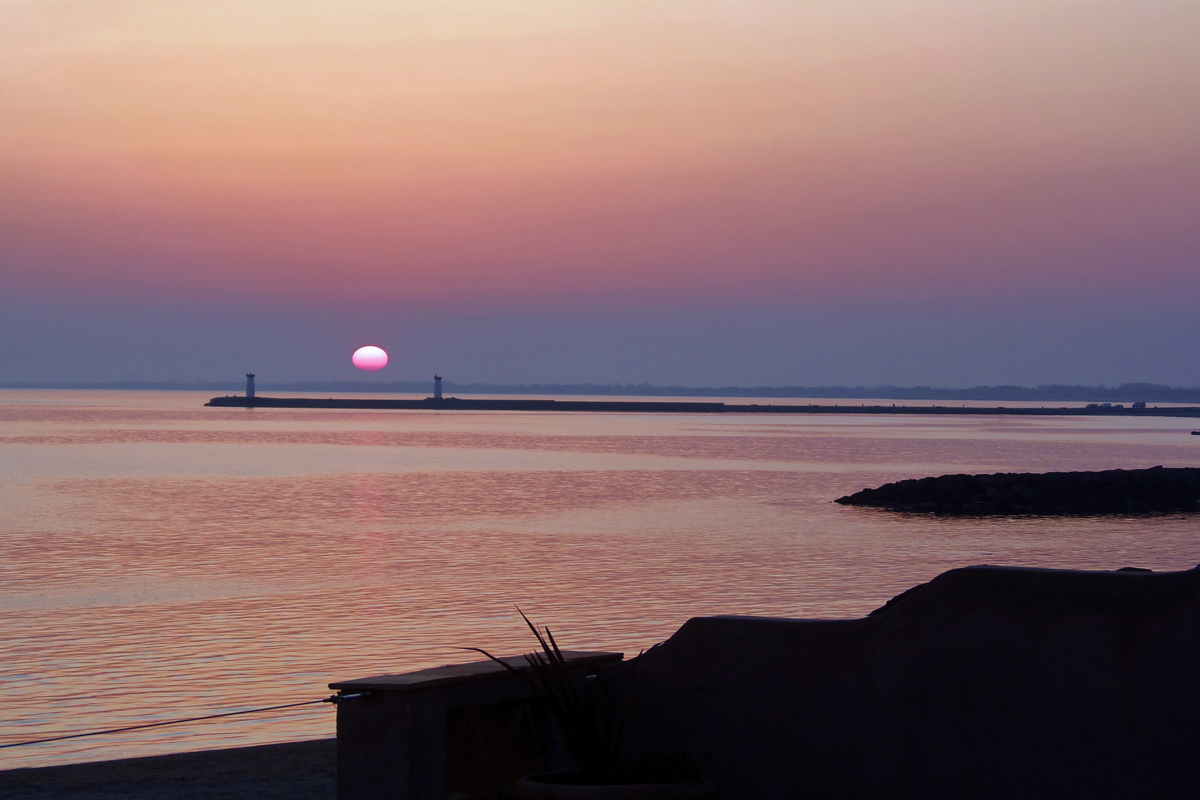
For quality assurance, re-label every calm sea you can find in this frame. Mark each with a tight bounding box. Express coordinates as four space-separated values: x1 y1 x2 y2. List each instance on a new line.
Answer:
1 390 1197 769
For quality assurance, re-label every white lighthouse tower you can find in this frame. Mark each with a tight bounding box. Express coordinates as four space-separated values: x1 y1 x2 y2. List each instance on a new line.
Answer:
245 373 256 400
434 374 443 401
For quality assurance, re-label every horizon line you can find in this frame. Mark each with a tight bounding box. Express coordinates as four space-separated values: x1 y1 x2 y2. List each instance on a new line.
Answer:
4 380 1200 403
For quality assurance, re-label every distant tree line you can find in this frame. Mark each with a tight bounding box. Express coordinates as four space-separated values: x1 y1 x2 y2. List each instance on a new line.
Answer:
5 380 1200 403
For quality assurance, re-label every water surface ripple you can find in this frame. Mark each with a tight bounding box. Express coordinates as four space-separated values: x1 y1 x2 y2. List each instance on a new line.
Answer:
1 390 1197 768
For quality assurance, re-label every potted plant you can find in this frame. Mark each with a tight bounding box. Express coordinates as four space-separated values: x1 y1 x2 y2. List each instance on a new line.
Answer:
471 611 713 800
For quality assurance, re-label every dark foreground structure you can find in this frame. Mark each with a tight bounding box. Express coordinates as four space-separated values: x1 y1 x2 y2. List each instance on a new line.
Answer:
837 465 1200 514
205 394 1200 417
329 564 1200 800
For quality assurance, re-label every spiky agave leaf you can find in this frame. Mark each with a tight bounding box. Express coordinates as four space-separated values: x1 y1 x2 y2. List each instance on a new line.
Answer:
469 624 702 785
465 609 622 782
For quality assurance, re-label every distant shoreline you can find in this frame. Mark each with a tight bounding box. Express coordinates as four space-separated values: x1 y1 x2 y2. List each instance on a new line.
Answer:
8 381 1200 404
205 395 1200 417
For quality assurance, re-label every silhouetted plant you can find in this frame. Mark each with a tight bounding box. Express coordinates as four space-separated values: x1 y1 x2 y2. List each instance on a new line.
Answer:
468 609 697 785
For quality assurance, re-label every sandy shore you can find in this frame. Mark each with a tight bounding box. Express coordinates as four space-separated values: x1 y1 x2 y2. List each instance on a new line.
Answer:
0 739 335 800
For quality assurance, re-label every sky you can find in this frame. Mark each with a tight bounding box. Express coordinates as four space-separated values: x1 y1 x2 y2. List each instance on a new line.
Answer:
2 0 1198 386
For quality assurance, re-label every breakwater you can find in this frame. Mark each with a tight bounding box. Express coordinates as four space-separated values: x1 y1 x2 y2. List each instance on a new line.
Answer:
207 396 725 412
837 466 1200 515
205 395 1200 417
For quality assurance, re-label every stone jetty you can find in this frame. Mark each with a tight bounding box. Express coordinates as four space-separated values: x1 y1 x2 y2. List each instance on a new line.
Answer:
836 465 1200 514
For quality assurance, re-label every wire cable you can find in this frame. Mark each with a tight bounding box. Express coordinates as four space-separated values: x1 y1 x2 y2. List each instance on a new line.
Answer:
0 696 339 750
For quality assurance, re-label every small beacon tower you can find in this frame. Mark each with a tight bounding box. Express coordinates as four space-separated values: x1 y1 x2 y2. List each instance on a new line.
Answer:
245 373 256 400
434 374 443 401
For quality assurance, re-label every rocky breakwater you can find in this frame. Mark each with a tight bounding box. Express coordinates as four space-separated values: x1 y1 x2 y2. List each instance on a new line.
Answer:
836 465 1200 515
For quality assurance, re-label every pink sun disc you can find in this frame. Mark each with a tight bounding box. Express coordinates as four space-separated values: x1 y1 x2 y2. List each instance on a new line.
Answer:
352 345 389 371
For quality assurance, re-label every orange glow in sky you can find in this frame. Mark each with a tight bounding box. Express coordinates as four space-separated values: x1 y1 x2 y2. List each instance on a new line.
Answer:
2 0 1199 314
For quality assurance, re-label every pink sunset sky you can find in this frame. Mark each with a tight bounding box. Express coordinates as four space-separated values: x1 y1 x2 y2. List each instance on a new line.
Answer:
2 1 1198 385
